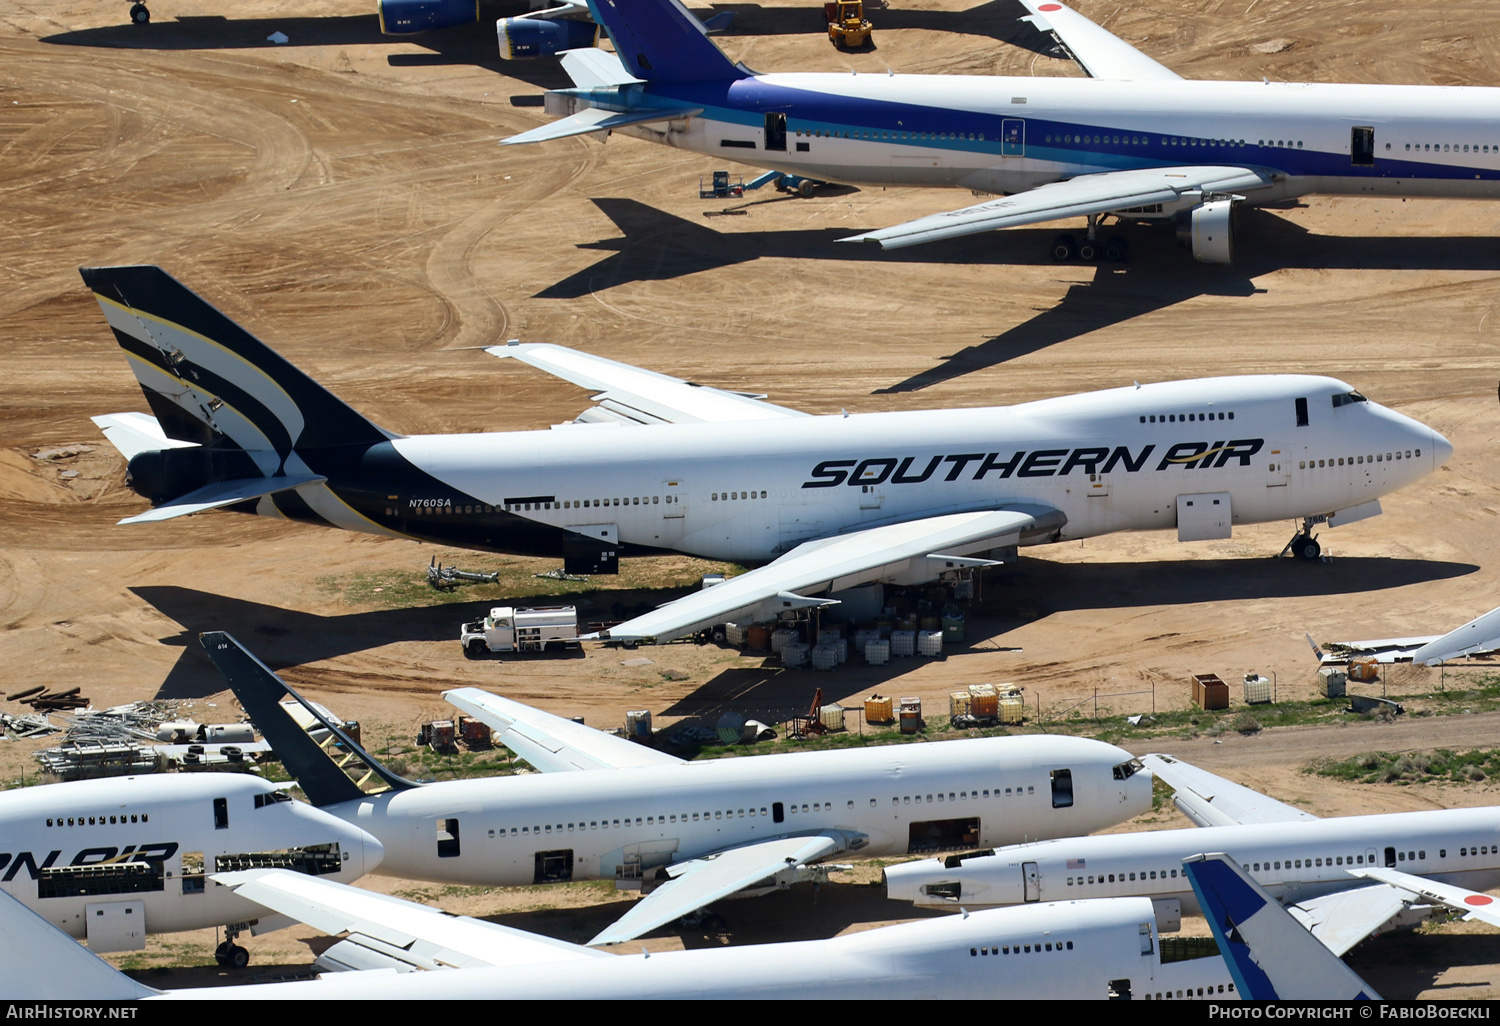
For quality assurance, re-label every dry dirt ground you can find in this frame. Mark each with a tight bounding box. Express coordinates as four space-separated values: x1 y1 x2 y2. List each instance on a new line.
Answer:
3 0 1500 999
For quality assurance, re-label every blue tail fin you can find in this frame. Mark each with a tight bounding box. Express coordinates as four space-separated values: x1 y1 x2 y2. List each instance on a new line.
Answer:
200 632 419 808
1183 853 1381 1001
584 0 746 82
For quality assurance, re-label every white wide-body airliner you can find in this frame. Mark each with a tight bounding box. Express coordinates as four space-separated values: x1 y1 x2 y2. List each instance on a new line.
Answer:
885 754 1500 956
2 873 1239 1001
0 774 383 966
83 267 1449 644
204 632 1152 946
505 0 1500 262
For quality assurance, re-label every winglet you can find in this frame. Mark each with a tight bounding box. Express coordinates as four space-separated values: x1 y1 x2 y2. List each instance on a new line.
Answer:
1183 853 1381 1000
199 632 420 807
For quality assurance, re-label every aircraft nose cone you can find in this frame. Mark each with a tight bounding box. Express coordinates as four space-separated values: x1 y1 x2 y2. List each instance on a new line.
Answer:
1431 428 1454 469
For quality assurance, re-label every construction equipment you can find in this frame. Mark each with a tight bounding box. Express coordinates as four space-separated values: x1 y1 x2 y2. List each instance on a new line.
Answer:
823 0 871 48
699 170 745 198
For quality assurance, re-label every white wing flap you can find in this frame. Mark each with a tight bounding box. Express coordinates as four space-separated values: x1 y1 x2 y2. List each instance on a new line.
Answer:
1348 867 1500 928
443 687 684 772
502 106 704 146
1016 0 1180 81
116 473 326 525
213 869 609 970
603 507 1047 642
1141 754 1319 827
841 165 1272 250
1286 882 1415 957
486 343 807 425
589 833 844 946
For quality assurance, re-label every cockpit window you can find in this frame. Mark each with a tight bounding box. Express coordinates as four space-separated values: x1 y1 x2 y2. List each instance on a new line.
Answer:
1331 391 1367 408
1113 759 1143 781
253 791 294 810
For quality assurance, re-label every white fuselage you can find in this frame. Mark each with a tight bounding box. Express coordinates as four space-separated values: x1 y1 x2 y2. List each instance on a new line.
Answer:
329 735 1150 886
885 806 1500 919
615 74 1500 204
149 896 1234 1001
0 775 382 944
390 375 1445 564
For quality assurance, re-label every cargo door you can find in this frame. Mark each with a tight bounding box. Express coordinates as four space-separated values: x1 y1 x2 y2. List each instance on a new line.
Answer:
563 523 618 575
84 901 146 953
662 479 685 519
1023 861 1041 902
1001 118 1025 156
1175 492 1231 542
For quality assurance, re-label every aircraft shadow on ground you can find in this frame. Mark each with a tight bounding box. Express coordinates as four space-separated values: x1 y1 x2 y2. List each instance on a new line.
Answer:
989 554 1479 615
481 878 946 947
703 0 1056 50
540 200 1500 393
130 584 570 699
1345 931 1500 999
41 7 572 90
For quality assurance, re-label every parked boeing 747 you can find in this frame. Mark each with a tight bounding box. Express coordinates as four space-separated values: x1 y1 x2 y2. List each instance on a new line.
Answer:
885 754 1500 957
505 0 1500 263
83 266 1449 644
0 773 383 968
203 631 1151 946
0 869 1240 1000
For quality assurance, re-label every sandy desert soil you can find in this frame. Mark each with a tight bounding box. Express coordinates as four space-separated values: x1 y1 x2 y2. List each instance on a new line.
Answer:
3 0 1500 999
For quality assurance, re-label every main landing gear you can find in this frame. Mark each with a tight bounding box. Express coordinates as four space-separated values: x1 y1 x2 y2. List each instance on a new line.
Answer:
1050 214 1129 263
215 930 250 968
1280 518 1324 562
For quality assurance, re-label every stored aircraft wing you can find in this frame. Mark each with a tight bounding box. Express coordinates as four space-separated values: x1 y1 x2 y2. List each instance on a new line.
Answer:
1349 866 1500 928
588 832 851 946
213 868 610 973
486 342 807 425
603 506 1060 642
1140 754 1319 827
1014 0 1180 82
841 165 1273 251
443 687 684 771
1310 603 1500 665
1148 756 1436 956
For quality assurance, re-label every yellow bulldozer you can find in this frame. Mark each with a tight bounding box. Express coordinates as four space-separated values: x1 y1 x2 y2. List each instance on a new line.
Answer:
824 1 872 48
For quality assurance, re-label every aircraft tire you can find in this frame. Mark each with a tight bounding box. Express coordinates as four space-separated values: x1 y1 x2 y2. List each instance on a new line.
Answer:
130 3 150 24
1294 535 1321 561
1049 234 1076 262
228 944 250 969
1104 235 1129 262
1077 239 1100 262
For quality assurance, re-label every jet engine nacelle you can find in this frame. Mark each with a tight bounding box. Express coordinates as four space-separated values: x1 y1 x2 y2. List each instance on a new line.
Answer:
1177 199 1235 264
125 446 259 503
497 14 599 59
378 0 478 34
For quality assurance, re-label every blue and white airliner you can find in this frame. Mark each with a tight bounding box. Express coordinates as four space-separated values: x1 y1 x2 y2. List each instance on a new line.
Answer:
505 0 1500 262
